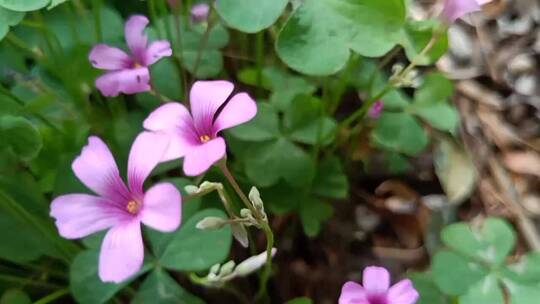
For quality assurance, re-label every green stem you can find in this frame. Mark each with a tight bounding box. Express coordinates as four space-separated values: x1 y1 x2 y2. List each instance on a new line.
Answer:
33 288 69 304
0 274 62 289
217 161 274 302
192 9 216 79
255 31 265 97
92 0 103 42
148 0 163 37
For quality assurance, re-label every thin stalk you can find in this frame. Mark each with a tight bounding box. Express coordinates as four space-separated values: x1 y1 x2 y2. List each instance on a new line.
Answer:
0 274 62 289
171 0 188 98
157 0 175 45
255 31 265 97
148 0 163 37
92 0 103 42
192 9 216 79
33 288 69 304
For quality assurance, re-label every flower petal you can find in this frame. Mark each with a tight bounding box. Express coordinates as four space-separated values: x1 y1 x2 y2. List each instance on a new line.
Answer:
144 40 172 66
95 67 150 97
441 0 481 23
89 44 131 70
339 281 368 304
143 102 200 161
50 194 127 239
387 279 419 304
141 183 181 232
189 80 234 135
127 131 170 196
125 15 149 59
363 266 391 294
98 220 143 283
183 137 226 176
213 92 257 134
72 136 130 202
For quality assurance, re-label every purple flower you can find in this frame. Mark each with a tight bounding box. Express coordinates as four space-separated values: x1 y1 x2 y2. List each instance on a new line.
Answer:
441 0 491 23
143 80 257 176
190 3 210 23
339 266 419 304
89 15 172 97
368 100 384 119
50 132 181 283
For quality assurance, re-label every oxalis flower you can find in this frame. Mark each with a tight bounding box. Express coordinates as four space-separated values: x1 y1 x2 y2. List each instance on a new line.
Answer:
143 80 257 176
339 266 419 304
50 132 181 283
441 0 492 23
89 15 172 97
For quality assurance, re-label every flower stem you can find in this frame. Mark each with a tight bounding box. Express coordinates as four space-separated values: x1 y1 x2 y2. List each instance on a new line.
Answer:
33 288 69 304
192 9 216 80
217 160 275 301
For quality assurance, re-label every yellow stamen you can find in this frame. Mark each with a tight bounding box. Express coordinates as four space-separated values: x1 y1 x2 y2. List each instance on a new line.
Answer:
133 62 142 68
200 135 211 143
126 200 140 214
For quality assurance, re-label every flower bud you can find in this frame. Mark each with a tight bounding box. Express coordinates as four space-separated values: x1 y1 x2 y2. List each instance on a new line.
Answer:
220 260 236 276
235 248 277 277
196 216 227 230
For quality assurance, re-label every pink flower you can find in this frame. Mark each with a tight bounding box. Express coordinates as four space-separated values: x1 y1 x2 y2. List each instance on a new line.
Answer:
368 100 384 119
143 80 257 176
441 0 491 23
50 132 181 283
339 266 419 304
190 3 210 23
89 15 172 97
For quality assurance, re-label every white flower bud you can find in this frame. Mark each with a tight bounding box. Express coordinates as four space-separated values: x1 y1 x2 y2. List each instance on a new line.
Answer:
220 260 236 276
235 248 277 277
232 223 249 248
196 216 227 230
184 185 199 195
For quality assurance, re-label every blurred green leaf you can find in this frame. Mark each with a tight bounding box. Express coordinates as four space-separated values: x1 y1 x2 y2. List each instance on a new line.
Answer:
276 0 405 75
215 0 288 33
133 268 204 304
441 218 516 265
299 198 333 237
400 19 448 66
0 210 50 263
0 0 48 12
149 209 232 271
0 289 31 304
0 7 24 41
228 103 280 141
244 138 315 188
503 279 540 304
410 103 459 132
409 272 449 304
371 112 428 155
284 95 337 145
285 297 313 304
459 275 504 304
432 250 487 295
503 253 540 284
70 250 150 304
414 73 454 105
48 0 69 9
0 115 42 161
312 156 348 199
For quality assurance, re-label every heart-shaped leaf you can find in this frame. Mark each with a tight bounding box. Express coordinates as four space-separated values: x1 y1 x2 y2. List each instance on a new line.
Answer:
432 250 488 296
0 0 48 12
371 112 428 155
276 0 406 75
133 268 204 304
459 275 504 304
215 0 288 33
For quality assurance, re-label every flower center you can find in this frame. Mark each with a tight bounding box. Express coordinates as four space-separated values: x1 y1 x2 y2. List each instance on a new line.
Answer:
199 135 211 143
126 200 141 214
367 294 388 304
133 62 142 68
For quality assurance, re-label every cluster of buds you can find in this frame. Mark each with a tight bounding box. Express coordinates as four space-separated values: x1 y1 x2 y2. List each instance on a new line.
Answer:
389 64 420 88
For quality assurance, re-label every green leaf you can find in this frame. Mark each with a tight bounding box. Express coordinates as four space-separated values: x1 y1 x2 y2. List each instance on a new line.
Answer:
276 0 406 75
244 138 315 188
441 218 516 265
0 210 49 263
432 250 487 295
0 289 31 304
409 272 449 304
384 152 411 173
414 73 454 105
400 19 448 66
48 0 69 9
70 250 149 304
434 139 476 204
0 7 24 41
0 0 48 12
215 0 288 33
410 103 459 132
133 268 204 304
228 103 280 141
503 253 540 284
371 112 428 155
284 95 337 145
260 182 301 214
312 156 348 199
285 297 313 304
299 198 333 237
503 280 540 304
151 209 232 271
0 115 43 161
459 275 504 304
